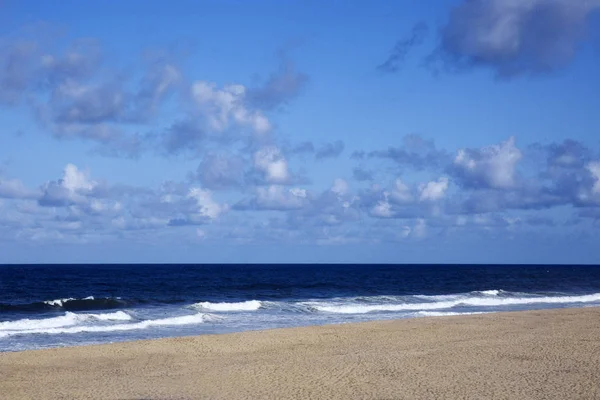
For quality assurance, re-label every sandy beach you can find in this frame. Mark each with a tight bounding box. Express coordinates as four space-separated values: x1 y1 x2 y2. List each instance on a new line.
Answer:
1 307 599 400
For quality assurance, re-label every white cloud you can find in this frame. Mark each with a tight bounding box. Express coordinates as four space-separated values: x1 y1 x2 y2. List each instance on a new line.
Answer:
331 178 349 196
188 187 228 220
368 177 448 218
39 164 97 206
389 178 413 202
253 146 290 184
62 163 96 192
371 195 394 218
419 177 449 201
289 187 307 198
588 162 600 194
453 137 521 189
0 178 34 199
253 185 308 210
191 81 271 134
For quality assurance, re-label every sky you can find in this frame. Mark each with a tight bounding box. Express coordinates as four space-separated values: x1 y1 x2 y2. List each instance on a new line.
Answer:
1 0 600 264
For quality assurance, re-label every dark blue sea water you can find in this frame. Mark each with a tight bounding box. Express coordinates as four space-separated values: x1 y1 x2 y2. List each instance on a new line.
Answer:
1 264 600 352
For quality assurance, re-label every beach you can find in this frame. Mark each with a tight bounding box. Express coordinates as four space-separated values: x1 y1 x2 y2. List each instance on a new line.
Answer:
1 307 599 399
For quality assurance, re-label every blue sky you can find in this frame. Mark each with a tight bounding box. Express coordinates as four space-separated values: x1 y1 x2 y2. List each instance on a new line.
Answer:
1 0 600 264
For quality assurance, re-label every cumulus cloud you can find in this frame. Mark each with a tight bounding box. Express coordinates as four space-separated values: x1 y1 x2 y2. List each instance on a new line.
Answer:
587 162 600 194
432 0 600 78
62 164 96 192
366 177 447 219
39 164 97 206
5 135 600 247
1 27 311 161
34 164 131 225
389 179 414 203
370 196 394 218
187 187 228 219
419 177 449 201
253 146 290 184
451 137 522 190
190 81 271 135
279 179 361 229
575 161 600 206
331 178 350 196
168 187 228 226
378 22 428 73
234 185 308 211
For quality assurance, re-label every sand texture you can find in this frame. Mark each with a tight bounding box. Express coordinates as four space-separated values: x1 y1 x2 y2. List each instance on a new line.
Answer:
1 307 600 399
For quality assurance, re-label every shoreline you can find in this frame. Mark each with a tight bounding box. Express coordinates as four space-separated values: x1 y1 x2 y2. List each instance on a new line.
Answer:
2 307 600 399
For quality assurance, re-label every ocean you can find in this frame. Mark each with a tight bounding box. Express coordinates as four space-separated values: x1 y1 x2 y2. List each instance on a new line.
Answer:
1 264 600 352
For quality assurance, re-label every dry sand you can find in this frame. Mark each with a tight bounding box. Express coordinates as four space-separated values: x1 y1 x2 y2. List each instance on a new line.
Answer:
1 307 600 400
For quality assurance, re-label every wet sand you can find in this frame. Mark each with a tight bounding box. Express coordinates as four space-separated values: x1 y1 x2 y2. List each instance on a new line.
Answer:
1 307 600 399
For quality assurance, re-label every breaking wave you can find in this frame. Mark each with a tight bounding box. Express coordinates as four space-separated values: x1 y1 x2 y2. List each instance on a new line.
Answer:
0 296 129 313
191 300 262 312
300 292 600 314
186 291 600 315
0 311 131 332
0 311 211 338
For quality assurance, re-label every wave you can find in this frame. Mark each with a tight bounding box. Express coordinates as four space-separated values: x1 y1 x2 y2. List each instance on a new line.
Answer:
0 312 211 338
301 292 600 314
0 311 132 332
0 296 129 313
186 291 600 315
190 300 262 312
478 290 501 296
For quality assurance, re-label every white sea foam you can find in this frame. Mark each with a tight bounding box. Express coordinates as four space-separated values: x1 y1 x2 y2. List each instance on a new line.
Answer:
0 311 132 332
414 290 501 301
0 312 207 338
88 311 131 321
44 298 76 306
413 293 465 301
191 300 262 312
479 290 501 296
43 296 96 307
305 293 600 314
